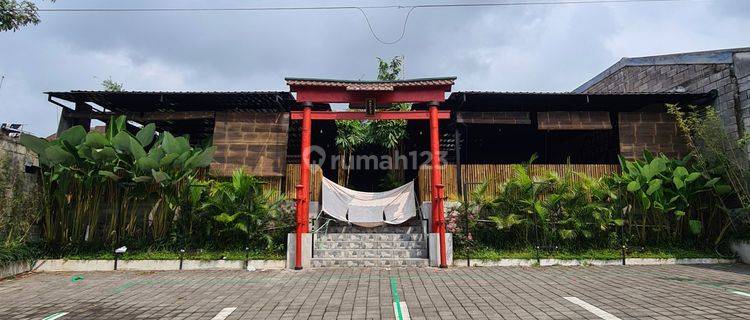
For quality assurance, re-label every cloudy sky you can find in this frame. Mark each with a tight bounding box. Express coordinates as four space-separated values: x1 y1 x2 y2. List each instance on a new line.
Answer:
1 0 749 135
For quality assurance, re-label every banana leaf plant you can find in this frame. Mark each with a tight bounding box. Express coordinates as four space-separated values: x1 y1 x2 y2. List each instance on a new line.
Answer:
20 115 215 245
612 151 732 244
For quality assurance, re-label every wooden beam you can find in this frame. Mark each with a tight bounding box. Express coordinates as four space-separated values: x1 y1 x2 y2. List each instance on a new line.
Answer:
289 110 451 120
292 86 450 104
65 111 215 122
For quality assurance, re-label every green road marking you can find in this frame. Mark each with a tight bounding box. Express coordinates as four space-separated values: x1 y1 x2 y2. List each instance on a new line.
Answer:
42 312 68 320
661 276 750 298
71 275 84 283
390 277 403 320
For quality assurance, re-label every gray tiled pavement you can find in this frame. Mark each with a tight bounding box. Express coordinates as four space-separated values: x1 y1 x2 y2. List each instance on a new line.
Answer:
0 264 749 319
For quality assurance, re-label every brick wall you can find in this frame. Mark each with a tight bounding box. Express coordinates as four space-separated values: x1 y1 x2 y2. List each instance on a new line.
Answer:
583 63 740 140
210 112 290 177
734 52 750 154
618 112 688 159
537 111 612 130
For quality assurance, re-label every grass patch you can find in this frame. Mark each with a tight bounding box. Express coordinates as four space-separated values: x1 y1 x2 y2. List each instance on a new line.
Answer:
57 249 284 261
455 246 725 260
0 243 40 268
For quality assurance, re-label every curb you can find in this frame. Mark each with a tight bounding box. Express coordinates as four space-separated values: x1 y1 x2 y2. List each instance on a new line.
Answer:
452 258 737 267
32 259 286 272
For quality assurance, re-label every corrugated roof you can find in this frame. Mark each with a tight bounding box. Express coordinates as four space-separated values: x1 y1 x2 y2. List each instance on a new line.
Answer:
431 90 715 112
45 90 331 113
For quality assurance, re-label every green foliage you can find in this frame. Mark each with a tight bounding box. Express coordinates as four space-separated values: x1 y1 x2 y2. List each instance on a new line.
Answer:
455 246 720 260
20 116 215 247
612 151 731 245
377 56 403 81
202 170 288 251
0 242 39 269
101 77 123 92
474 160 620 249
459 152 738 253
0 0 50 32
334 56 410 186
668 104 750 239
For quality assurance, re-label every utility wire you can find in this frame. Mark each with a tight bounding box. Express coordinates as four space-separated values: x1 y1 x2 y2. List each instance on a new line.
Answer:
0 75 5 100
26 0 712 12
6 0 714 45
356 7 415 45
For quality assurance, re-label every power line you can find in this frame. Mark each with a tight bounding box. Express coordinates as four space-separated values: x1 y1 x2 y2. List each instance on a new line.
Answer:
357 7 415 45
10 0 714 45
26 0 710 12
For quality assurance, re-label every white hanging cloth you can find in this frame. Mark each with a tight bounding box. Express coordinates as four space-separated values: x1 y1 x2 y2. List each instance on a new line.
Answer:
320 176 417 227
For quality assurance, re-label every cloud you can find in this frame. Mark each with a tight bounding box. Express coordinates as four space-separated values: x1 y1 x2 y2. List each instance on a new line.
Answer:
0 0 748 135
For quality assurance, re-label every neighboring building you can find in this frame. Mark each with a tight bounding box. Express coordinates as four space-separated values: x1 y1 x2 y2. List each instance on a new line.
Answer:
575 47 750 155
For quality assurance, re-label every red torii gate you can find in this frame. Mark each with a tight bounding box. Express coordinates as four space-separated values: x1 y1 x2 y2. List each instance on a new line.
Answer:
286 77 455 269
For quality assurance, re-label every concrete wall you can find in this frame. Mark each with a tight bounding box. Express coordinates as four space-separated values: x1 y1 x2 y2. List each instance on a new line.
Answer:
0 261 33 279
0 134 38 191
0 135 40 241
583 64 740 137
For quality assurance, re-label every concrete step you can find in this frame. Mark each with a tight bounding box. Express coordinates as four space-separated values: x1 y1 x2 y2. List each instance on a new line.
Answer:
314 248 427 259
324 224 424 234
310 258 429 268
315 233 425 242
314 240 426 250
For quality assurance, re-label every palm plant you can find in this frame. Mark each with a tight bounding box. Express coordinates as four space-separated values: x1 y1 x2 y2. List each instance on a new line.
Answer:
334 120 366 186
203 170 284 251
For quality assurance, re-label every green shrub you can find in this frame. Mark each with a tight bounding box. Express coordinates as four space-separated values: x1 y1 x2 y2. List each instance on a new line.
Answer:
611 152 732 246
457 152 737 253
20 116 216 246
0 242 39 269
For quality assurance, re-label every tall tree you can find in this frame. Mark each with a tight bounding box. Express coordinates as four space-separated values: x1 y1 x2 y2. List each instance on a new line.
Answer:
370 56 409 187
101 77 123 92
0 0 53 32
333 56 409 188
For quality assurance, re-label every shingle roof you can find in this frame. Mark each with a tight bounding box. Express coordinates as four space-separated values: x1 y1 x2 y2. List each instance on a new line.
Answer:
285 77 456 91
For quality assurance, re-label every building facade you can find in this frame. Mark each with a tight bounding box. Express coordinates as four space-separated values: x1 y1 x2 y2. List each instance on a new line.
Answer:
575 47 750 155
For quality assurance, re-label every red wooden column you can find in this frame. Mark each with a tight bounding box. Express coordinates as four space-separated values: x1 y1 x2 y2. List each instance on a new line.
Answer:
295 103 313 270
428 102 448 268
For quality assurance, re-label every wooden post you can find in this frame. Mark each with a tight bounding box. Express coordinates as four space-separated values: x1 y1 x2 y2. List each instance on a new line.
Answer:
294 103 313 270
294 185 305 270
429 102 448 268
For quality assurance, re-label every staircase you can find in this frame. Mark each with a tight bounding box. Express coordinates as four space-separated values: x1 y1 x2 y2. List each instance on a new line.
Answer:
311 219 429 267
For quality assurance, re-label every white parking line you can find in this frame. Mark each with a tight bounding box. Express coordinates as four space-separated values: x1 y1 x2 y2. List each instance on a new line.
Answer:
731 290 750 298
392 301 411 320
210 307 237 320
564 297 621 320
42 312 68 320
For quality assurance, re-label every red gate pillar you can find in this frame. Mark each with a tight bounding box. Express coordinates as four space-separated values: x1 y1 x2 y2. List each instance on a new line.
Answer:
295 103 313 270
429 102 448 268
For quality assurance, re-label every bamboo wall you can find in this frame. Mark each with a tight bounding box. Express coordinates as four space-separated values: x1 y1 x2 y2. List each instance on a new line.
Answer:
417 164 620 201
283 164 323 201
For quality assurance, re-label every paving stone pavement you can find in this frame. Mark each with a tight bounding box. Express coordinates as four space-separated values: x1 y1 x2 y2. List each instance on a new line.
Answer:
0 264 749 319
